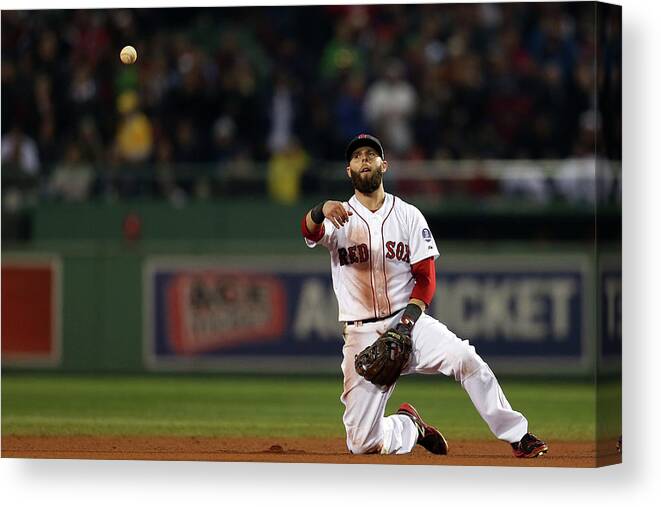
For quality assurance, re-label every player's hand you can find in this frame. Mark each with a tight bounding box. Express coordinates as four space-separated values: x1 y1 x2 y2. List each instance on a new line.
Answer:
322 200 353 229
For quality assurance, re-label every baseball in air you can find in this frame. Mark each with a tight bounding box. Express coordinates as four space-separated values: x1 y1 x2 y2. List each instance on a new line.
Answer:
120 46 137 65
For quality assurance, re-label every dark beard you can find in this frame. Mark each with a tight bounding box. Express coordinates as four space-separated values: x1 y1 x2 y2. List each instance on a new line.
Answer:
350 169 383 194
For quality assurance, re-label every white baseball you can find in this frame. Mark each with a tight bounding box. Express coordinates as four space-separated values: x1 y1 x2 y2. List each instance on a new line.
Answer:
120 46 137 65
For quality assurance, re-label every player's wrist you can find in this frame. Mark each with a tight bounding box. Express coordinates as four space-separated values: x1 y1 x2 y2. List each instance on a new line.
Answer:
397 303 423 333
310 201 327 224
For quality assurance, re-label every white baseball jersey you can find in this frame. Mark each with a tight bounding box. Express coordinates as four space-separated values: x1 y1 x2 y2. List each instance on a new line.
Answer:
304 192 529 455
305 193 439 322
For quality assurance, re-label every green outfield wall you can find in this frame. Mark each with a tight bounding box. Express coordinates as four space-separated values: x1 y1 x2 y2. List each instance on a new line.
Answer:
2 201 620 376
32 200 313 242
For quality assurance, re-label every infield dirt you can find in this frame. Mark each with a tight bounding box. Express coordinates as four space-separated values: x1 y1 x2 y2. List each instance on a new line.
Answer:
2 436 621 467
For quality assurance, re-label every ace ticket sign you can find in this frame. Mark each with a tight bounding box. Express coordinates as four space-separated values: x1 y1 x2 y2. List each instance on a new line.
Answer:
143 255 589 374
150 267 286 355
144 257 346 371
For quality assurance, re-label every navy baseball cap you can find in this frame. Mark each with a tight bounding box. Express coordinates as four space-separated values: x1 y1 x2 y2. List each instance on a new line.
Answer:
345 134 385 163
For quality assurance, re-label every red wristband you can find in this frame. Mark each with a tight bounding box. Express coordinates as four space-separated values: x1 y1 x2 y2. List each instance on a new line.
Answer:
301 214 325 242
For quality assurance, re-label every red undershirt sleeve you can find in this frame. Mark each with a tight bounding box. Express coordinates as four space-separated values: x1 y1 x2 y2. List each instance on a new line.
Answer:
410 257 436 306
301 214 325 243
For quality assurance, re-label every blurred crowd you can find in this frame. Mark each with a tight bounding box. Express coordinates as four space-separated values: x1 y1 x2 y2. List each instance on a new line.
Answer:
1 3 621 205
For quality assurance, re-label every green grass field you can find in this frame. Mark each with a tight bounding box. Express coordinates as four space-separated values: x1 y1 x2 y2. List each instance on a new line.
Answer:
1 373 620 441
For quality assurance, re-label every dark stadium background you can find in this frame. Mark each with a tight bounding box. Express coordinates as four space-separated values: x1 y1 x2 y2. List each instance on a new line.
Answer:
2 3 620 240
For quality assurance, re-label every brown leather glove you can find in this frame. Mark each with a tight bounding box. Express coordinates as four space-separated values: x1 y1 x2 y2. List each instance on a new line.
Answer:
354 325 413 388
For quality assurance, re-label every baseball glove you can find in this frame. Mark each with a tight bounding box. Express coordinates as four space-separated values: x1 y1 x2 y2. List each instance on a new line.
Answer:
354 326 413 388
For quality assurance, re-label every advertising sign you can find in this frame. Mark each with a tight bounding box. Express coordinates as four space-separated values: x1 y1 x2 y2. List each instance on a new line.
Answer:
144 255 591 373
2 256 61 367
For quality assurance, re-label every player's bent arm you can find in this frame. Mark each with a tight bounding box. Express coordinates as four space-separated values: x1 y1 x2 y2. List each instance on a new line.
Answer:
304 200 353 233
303 210 323 236
302 212 325 242
302 201 328 242
409 257 436 306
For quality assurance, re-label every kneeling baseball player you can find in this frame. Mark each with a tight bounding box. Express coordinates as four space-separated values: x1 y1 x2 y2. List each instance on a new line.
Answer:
300 134 548 458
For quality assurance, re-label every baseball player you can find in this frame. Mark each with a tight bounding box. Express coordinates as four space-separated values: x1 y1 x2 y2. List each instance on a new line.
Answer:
301 134 548 458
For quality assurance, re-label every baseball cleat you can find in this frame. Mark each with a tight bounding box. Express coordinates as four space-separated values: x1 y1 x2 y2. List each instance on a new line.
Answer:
397 402 448 455
511 433 548 458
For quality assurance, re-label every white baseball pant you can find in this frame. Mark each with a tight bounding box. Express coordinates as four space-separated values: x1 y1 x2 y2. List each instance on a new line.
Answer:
340 310 529 454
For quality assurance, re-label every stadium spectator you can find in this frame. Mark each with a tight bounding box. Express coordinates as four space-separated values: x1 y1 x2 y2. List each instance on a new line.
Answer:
172 118 202 163
364 59 418 158
212 114 239 164
48 142 94 202
267 72 297 154
554 110 600 205
114 90 154 164
153 137 185 205
319 22 365 81
334 72 369 141
267 138 310 205
1 126 40 176
0 4 620 204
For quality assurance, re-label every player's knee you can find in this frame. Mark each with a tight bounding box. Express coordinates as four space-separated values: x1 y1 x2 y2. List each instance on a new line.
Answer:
347 440 381 455
346 429 382 454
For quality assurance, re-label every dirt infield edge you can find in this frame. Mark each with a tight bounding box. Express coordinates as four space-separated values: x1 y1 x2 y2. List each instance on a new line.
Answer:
1 435 622 468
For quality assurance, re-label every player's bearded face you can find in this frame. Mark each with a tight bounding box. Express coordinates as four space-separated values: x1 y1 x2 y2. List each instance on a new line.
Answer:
348 152 385 194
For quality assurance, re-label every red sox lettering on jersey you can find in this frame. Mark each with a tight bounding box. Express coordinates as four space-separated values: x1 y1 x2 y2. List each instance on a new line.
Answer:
305 193 439 322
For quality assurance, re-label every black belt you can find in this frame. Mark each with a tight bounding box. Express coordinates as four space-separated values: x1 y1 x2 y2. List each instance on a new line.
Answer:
344 308 404 326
